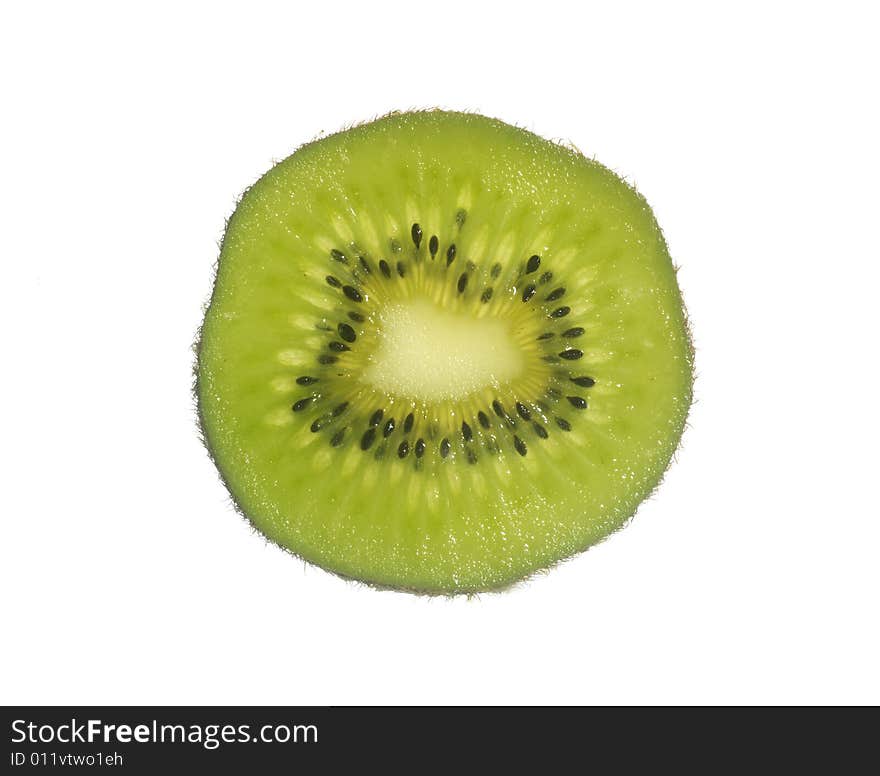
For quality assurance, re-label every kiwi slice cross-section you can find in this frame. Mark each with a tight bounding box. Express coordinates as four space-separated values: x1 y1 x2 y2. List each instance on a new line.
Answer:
197 111 693 594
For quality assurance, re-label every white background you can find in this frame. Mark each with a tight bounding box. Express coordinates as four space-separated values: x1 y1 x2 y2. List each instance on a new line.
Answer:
2 2 878 705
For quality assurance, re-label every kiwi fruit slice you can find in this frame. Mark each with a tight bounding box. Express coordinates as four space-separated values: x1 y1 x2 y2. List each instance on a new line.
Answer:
197 111 693 594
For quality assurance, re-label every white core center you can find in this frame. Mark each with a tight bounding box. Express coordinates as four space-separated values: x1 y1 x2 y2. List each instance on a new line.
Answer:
362 299 524 402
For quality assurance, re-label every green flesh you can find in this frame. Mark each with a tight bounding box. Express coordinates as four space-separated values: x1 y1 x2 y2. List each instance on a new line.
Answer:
197 111 693 593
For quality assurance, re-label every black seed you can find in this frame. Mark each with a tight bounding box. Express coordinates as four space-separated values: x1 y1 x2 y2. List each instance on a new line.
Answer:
571 376 595 387
550 306 571 319
562 327 584 338
522 284 536 302
440 438 450 458
292 397 312 412
429 235 439 258
526 255 541 274
403 413 414 433
330 428 346 446
486 439 498 454
310 418 326 433
342 285 362 303
329 341 350 352
467 448 478 465
516 402 531 421
533 422 548 439
369 408 384 427
360 428 377 451
326 275 341 288
411 223 422 248
296 376 318 385
539 271 553 285
514 436 527 456
338 323 356 342
318 355 337 365
359 256 371 274
456 209 467 228
398 440 410 458
457 273 468 293
383 418 395 437
556 417 572 431
559 349 583 361
461 421 473 442
348 311 365 323
545 287 566 302
481 287 493 303
567 395 588 409
537 332 555 341
446 244 456 266
379 259 391 278
492 400 506 419
397 261 406 277
477 411 491 429
330 248 347 264
415 438 426 458
491 262 502 279
331 402 348 417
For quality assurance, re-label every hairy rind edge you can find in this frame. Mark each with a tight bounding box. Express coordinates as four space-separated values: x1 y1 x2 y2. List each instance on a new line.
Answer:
191 108 696 598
